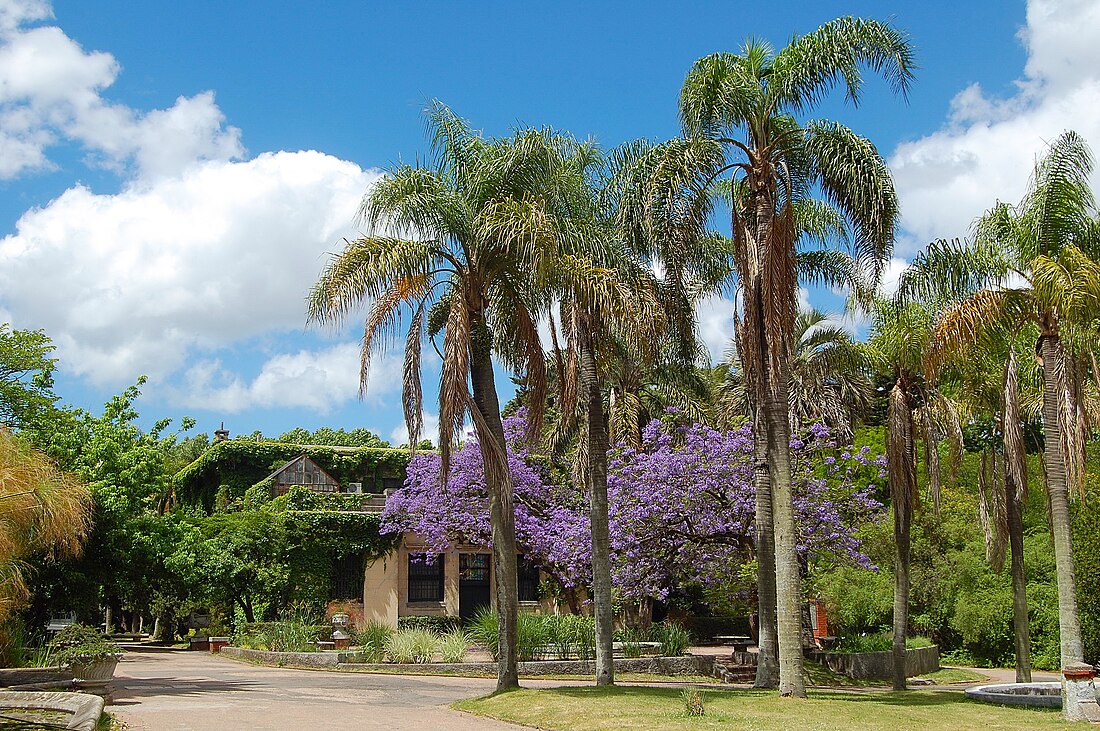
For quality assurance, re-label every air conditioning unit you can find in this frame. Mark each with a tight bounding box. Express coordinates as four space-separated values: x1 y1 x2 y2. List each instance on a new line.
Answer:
345 482 363 494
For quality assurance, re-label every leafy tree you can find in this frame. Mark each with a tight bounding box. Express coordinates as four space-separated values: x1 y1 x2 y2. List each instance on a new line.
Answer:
383 411 884 614
309 103 575 690
670 18 914 694
0 325 58 429
901 130 1100 671
276 427 389 448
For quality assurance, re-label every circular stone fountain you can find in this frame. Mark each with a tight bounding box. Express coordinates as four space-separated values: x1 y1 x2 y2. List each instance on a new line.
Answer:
965 682 1062 709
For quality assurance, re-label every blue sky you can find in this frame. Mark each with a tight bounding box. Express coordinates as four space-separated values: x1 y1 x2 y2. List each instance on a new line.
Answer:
1 0 1097 444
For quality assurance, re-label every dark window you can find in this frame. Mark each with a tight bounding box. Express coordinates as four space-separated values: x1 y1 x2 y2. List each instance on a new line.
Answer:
381 476 403 492
518 556 540 603
408 554 444 602
330 553 363 600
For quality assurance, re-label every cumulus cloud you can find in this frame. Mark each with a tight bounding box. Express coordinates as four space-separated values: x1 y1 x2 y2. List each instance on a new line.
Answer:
0 1 242 180
390 410 441 448
696 294 735 364
0 151 380 385
170 344 401 414
891 0 1100 253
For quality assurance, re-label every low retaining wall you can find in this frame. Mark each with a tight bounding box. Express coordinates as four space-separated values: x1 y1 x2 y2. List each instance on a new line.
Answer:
0 690 103 731
0 667 74 690
219 647 357 668
807 646 939 680
220 647 713 676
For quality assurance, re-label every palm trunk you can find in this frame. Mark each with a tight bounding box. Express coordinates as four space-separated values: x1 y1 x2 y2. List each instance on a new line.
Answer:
1039 333 1084 670
766 376 805 698
753 413 780 688
469 319 521 691
887 380 916 691
1005 467 1032 682
579 320 614 686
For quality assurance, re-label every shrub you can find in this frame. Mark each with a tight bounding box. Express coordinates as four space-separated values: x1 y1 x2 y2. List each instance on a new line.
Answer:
232 616 328 653
48 624 122 665
654 621 692 657
384 629 438 663
439 629 470 663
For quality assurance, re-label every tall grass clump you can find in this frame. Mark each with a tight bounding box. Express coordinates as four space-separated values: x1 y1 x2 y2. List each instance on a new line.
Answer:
546 614 595 660
354 619 393 662
469 607 500 660
439 629 470 663
615 626 646 658
680 687 706 717
384 628 438 664
654 621 691 657
516 612 550 661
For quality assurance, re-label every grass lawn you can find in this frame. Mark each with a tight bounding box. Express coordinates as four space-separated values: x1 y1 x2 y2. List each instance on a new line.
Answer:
917 667 989 684
454 686 1075 731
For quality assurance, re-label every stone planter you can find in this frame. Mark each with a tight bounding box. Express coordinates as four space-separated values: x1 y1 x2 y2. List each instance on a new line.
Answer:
209 637 230 653
70 655 121 698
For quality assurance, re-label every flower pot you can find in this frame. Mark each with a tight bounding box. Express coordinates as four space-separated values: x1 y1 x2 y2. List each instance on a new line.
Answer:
70 654 122 697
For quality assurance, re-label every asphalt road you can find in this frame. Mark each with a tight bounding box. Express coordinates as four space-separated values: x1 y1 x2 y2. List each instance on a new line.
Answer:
110 647 534 730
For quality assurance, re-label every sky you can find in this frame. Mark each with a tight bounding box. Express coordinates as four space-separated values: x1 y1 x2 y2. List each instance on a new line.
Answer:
2 0 1099 445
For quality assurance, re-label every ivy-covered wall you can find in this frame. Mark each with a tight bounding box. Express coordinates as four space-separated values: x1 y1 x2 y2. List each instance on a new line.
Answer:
173 439 412 512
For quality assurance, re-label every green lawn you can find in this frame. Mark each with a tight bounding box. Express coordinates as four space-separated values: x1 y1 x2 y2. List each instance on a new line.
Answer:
454 686 1075 731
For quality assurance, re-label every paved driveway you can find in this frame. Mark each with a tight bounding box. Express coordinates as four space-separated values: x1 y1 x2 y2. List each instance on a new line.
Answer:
110 647 537 730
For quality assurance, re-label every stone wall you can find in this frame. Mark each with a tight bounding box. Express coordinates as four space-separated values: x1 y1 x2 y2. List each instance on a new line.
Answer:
220 647 714 676
807 645 939 680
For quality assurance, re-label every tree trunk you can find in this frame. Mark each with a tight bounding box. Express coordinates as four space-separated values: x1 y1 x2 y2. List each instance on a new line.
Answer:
887 381 916 691
766 378 805 698
1039 333 1084 670
1005 467 1032 682
753 402 780 688
469 318 521 691
579 321 614 686
891 486 912 691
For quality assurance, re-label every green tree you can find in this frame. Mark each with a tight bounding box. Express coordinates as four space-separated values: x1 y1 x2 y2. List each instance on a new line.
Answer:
309 103 573 690
673 19 914 694
902 131 1100 674
0 325 58 429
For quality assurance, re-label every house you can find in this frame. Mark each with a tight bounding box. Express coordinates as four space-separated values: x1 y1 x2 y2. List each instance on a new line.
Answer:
173 438 553 629
361 530 547 627
264 454 341 495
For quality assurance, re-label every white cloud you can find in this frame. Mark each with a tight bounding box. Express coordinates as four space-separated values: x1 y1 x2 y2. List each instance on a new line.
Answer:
390 410 441 447
696 294 735 364
0 2 242 180
170 344 401 414
890 0 1100 254
0 151 381 385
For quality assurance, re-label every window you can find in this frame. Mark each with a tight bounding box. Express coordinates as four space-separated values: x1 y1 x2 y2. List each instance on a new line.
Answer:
518 556 540 603
407 554 444 602
381 476 403 492
330 554 363 600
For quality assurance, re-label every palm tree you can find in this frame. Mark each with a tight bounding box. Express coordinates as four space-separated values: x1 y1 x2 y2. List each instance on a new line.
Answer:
717 307 873 442
308 103 574 690
901 131 1100 673
674 19 914 695
942 329 1038 682
0 429 93 624
864 298 960 690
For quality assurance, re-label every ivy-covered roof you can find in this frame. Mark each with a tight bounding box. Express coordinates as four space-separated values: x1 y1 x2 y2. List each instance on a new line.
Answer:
173 439 413 512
